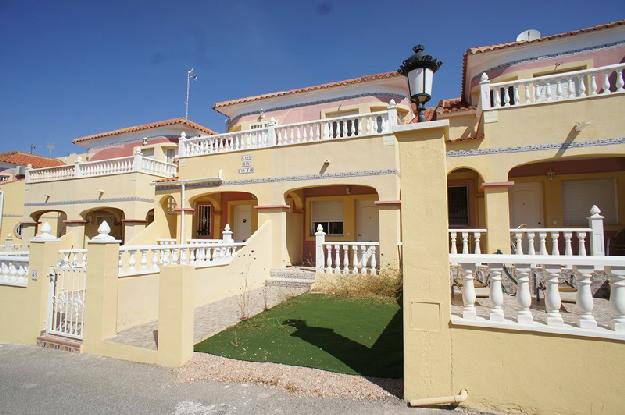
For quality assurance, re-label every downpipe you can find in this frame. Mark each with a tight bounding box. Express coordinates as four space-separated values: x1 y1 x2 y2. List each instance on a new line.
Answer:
409 389 468 407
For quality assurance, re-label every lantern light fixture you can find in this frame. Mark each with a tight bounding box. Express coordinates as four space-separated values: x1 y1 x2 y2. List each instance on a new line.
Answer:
398 44 442 122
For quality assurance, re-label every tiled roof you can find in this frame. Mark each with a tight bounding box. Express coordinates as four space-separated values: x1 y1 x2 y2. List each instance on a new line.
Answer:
407 108 437 123
461 18 625 100
0 151 64 168
73 118 216 145
213 71 405 111
436 97 475 115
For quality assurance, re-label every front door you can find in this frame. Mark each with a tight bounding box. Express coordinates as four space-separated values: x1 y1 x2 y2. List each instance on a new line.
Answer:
233 204 252 242
356 200 379 242
509 182 544 228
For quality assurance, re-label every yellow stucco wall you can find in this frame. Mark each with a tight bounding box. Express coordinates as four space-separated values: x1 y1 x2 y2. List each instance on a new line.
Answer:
0 180 25 244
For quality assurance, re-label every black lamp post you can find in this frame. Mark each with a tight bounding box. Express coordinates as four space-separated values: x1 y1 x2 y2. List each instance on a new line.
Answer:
398 45 442 122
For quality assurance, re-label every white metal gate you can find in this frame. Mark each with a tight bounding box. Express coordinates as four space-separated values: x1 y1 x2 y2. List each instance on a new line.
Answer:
47 249 87 340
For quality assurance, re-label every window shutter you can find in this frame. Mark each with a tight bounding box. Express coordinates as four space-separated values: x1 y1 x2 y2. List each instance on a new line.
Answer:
311 201 344 222
562 179 617 225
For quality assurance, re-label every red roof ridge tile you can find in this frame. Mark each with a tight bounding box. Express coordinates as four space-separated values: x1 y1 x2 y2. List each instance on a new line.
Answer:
0 151 65 168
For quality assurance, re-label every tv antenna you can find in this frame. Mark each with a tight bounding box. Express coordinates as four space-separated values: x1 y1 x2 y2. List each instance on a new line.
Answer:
185 68 198 120
29 144 36 154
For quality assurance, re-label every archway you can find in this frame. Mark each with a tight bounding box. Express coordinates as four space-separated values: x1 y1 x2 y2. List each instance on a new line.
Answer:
446 168 485 229
189 192 258 242
31 210 68 238
284 184 379 266
81 207 125 242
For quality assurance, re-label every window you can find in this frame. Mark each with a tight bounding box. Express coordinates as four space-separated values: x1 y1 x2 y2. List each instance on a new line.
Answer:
141 148 155 158
166 149 176 164
311 200 344 236
196 204 212 237
165 196 177 215
562 179 617 225
448 186 469 226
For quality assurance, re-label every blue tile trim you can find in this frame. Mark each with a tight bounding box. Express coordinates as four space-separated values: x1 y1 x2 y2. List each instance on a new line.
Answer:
25 196 154 207
447 137 625 158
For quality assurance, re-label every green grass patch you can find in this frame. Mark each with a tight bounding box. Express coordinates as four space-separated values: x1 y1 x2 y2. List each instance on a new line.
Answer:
194 293 402 378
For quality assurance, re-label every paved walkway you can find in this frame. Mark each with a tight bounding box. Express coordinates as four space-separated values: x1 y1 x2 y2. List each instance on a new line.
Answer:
112 285 309 350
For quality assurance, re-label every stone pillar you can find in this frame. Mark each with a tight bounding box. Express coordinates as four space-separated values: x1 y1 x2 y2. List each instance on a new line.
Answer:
157 265 194 367
174 208 194 243
395 121 453 402
376 201 402 271
482 182 514 254
63 219 87 248
82 227 121 355
256 205 288 268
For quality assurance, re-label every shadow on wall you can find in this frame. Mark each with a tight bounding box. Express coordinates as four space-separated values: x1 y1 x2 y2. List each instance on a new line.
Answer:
284 307 403 396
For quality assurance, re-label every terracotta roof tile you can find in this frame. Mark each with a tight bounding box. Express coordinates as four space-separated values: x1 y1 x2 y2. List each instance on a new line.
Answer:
73 118 216 145
407 108 436 123
213 71 405 111
461 19 625 100
435 97 475 115
0 151 64 168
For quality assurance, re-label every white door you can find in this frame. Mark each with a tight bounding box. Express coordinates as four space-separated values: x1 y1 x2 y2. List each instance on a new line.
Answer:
233 204 252 242
356 200 379 242
509 182 544 228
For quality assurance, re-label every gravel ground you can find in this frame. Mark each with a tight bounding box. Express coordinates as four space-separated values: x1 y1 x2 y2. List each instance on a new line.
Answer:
175 353 403 401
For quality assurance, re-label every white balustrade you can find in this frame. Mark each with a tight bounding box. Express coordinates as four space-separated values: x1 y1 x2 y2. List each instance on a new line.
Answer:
58 249 88 269
26 154 176 184
451 253 625 341
179 106 395 159
479 63 625 110
510 228 592 256
118 240 246 277
448 229 486 254
0 255 29 287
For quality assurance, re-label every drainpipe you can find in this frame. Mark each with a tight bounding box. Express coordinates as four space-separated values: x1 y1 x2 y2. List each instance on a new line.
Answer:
408 389 468 408
180 182 186 244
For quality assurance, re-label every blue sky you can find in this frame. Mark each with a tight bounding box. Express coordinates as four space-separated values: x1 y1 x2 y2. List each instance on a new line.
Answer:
0 0 622 156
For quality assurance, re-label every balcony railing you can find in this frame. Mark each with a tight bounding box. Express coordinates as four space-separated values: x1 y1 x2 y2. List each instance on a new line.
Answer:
26 151 176 183
179 104 397 158
479 62 625 110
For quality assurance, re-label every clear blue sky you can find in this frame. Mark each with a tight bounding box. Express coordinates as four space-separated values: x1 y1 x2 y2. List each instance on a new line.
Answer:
0 0 622 156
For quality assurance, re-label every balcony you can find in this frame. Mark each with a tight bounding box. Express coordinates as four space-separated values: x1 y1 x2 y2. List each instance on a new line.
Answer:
178 106 397 158
479 62 625 110
26 151 176 184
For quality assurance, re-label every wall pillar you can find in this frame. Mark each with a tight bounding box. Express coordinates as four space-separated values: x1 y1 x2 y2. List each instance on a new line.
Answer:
482 182 514 254
19 221 37 245
396 121 454 402
174 208 194 243
63 219 87 248
157 265 194 367
122 219 148 243
82 238 121 355
256 205 289 267
376 201 402 271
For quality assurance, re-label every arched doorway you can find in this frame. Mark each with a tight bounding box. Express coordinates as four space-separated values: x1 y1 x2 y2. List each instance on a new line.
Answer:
31 210 68 238
189 192 258 242
81 207 125 242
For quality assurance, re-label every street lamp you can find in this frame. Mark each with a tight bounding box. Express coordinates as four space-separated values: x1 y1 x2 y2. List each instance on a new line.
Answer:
398 45 442 122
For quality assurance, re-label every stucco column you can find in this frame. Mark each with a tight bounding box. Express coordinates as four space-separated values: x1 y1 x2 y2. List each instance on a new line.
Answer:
63 219 87 248
376 201 402 271
395 121 454 402
82 237 121 355
174 208 194 243
256 205 289 268
158 265 194 367
482 182 513 254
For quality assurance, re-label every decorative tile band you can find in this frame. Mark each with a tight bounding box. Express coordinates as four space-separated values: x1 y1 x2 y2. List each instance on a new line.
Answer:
470 40 625 86
2 213 23 218
447 137 625 158
25 196 154 207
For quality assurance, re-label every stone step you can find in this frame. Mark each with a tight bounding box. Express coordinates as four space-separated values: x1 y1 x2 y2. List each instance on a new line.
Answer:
266 277 314 288
270 268 316 281
37 333 82 352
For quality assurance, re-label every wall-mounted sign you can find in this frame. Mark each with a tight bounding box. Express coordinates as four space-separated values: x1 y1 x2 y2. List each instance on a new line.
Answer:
239 154 254 174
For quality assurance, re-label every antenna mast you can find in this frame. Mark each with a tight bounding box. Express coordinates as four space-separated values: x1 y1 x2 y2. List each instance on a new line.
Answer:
185 68 197 120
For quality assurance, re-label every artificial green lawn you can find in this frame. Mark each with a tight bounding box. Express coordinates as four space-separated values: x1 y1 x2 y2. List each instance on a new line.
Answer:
194 293 403 378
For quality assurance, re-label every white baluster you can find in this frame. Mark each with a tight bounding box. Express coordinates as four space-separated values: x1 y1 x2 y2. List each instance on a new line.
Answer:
527 233 536 256
450 232 457 254
461 232 469 254
544 267 564 326
352 245 360 274
516 266 533 324
342 244 349 274
567 77 575 98
514 232 523 255
473 232 482 254
616 69 625 92
513 85 519 106
370 246 377 275
555 81 563 99
140 249 148 273
539 232 548 255
550 232 560 256
461 267 477 319
610 269 625 332
128 249 137 274
575 268 597 329
325 245 333 274
577 232 587 256
525 82 531 103
564 232 573 256
151 248 160 272
602 71 610 94
359 245 367 274
503 87 510 106
578 75 586 97
489 267 504 322
334 244 340 274
590 73 598 95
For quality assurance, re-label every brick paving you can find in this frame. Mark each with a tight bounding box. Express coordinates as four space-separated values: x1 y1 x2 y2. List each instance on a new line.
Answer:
111 285 309 350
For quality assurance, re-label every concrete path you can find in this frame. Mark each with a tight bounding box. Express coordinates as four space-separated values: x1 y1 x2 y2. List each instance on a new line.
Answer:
112 286 309 350
0 344 476 415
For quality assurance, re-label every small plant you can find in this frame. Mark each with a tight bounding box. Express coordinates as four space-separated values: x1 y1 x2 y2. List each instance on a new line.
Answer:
312 266 402 302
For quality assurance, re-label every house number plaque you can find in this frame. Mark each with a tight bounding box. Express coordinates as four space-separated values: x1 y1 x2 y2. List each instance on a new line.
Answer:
238 154 254 174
